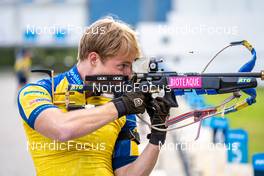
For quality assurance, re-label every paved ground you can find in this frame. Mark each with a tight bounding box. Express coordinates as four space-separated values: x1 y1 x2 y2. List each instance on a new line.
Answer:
0 71 35 175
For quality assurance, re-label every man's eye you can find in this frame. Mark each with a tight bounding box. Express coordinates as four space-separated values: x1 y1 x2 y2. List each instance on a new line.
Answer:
118 64 128 70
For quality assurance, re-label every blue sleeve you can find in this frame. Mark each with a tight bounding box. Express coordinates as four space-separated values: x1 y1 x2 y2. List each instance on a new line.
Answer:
17 81 58 129
112 114 139 170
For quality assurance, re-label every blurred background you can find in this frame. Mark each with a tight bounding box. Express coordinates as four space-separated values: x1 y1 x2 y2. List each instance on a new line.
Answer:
0 0 263 175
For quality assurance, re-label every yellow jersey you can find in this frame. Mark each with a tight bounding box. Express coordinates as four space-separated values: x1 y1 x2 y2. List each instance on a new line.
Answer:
17 65 139 176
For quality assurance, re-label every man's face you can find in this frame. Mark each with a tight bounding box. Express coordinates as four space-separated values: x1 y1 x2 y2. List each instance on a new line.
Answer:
94 53 135 77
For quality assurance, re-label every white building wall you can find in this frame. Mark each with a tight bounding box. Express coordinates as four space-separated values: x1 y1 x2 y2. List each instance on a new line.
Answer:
0 1 87 47
137 0 264 76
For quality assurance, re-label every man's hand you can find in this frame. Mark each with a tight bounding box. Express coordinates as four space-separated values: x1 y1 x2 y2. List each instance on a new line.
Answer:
112 92 151 118
147 97 171 146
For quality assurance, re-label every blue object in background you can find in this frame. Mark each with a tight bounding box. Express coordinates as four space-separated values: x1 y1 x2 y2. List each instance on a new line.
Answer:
210 117 229 143
184 91 206 109
253 153 264 176
227 129 248 163
89 0 140 26
210 117 229 129
88 0 172 26
154 0 172 22
24 29 37 42
54 28 67 42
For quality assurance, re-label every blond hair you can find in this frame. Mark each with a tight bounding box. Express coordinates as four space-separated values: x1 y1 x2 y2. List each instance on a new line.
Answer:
77 17 141 62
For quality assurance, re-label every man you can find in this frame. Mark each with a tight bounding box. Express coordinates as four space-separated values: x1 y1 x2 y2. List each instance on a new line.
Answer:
18 17 171 176
14 48 32 91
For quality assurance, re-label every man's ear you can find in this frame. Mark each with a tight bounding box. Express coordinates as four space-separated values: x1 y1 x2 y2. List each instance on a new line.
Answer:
87 52 101 66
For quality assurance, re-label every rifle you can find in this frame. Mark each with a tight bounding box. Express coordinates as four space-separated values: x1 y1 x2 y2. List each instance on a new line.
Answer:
32 40 264 139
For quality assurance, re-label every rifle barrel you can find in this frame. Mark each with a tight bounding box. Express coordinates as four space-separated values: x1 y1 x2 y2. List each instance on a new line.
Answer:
137 71 264 80
200 72 262 78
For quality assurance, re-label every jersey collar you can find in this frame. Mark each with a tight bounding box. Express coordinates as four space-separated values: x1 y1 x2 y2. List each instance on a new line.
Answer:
66 65 83 85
